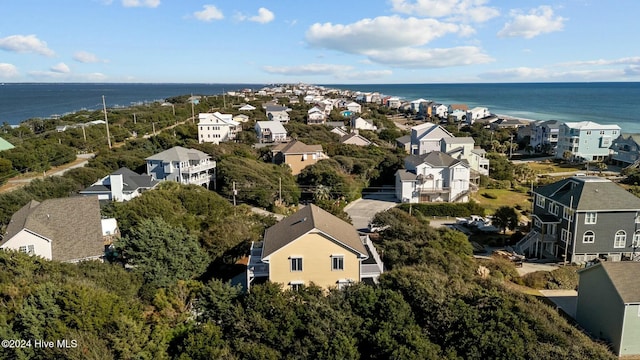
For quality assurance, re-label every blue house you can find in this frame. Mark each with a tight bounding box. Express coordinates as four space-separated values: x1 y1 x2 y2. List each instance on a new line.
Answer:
555 121 620 162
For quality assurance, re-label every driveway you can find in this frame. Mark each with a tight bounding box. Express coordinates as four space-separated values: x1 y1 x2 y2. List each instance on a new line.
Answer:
345 192 398 231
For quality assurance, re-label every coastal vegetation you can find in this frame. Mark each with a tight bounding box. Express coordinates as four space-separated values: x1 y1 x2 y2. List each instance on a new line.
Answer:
0 89 622 358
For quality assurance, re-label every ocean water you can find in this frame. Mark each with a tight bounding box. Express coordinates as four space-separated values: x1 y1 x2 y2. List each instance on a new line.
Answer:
0 83 264 126
333 82 640 133
2 82 640 133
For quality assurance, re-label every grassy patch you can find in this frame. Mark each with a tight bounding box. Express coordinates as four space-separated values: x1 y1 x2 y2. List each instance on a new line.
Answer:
471 188 531 215
528 161 584 174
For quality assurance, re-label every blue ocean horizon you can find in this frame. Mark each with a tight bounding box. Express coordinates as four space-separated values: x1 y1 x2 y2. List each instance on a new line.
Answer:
2 82 640 133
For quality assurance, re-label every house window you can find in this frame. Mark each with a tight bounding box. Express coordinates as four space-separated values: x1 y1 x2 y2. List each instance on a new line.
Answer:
290 281 304 291
563 207 572 220
534 218 541 229
332 255 344 271
536 195 545 208
633 230 640 247
337 279 353 290
584 212 597 224
18 245 35 254
561 229 572 244
614 230 627 248
582 231 595 243
290 257 303 272
548 202 559 216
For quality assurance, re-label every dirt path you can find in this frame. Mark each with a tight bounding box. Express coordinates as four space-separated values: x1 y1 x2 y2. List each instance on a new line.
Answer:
0 153 95 194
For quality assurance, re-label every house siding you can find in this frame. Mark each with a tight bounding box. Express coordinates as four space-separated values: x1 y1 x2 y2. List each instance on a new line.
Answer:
267 232 361 289
1 230 52 260
576 266 624 354
621 304 640 356
573 211 639 261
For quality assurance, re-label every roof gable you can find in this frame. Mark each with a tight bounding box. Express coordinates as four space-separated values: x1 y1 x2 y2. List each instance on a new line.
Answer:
580 262 640 303
262 204 367 259
145 146 211 163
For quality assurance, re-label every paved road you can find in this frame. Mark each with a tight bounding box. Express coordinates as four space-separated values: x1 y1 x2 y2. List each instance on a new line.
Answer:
345 193 398 232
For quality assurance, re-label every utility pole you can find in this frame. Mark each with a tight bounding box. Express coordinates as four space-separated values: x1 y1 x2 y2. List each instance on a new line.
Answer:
279 177 282 203
509 134 514 159
81 125 86 142
102 95 112 149
232 181 237 206
133 113 137 124
152 122 156 135
563 196 573 266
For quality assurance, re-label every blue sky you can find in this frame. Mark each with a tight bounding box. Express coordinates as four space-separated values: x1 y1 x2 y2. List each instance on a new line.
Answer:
1 0 639 84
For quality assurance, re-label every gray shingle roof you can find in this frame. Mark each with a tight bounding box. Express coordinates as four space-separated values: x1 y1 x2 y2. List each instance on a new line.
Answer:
262 204 367 259
82 167 159 194
581 262 640 303
405 151 464 168
534 176 640 211
396 169 418 181
145 146 210 162
2 196 105 262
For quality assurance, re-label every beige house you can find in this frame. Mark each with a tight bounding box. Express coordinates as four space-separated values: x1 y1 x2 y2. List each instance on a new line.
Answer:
340 132 372 146
0 197 111 263
271 140 328 175
246 204 384 291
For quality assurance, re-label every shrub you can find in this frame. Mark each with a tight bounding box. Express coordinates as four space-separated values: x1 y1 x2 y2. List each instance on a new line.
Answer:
398 201 485 217
482 192 498 199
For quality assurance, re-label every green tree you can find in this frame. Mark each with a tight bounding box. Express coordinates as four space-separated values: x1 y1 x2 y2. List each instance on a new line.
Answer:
492 206 519 234
115 217 209 290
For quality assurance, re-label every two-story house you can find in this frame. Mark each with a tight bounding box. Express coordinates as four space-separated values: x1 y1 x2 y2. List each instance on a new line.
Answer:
246 204 384 291
555 121 621 162
409 123 454 155
395 151 471 203
516 176 640 263
529 120 561 154
0 197 113 263
345 102 362 113
307 106 327 125
255 121 288 143
197 112 240 144
80 167 159 202
609 133 640 167
350 117 377 131
465 107 491 125
441 137 490 177
145 146 216 188
271 140 328 175
266 105 291 123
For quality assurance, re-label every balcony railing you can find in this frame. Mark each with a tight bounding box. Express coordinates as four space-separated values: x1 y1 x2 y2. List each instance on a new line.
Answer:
183 161 216 175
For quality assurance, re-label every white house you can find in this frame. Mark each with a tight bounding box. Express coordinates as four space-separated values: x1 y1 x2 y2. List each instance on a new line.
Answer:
432 103 448 119
197 112 240 145
409 123 454 155
307 106 327 125
239 104 256 111
255 121 288 143
346 102 362 113
466 107 491 124
395 152 471 203
266 105 291 123
233 114 249 123
351 117 377 131
387 97 402 109
145 146 216 188
441 137 490 176
410 98 429 113
0 197 110 263
79 167 159 202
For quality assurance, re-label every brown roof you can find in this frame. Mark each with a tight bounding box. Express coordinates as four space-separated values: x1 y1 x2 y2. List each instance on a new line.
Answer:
2 196 105 262
449 104 469 111
272 139 323 154
262 204 367 259
587 262 640 303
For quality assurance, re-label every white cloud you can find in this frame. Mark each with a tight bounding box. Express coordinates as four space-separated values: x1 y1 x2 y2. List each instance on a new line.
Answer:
27 70 108 82
0 63 19 78
249 7 275 24
194 5 224 22
368 46 493 68
263 63 354 76
306 16 461 54
478 66 634 82
73 51 107 63
498 6 566 39
122 0 160 8
0 34 55 57
390 0 499 22
50 62 70 73
262 63 392 80
558 57 640 67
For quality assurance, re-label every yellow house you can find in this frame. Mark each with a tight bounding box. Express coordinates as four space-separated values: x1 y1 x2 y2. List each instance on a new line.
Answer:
271 140 328 175
247 204 384 291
